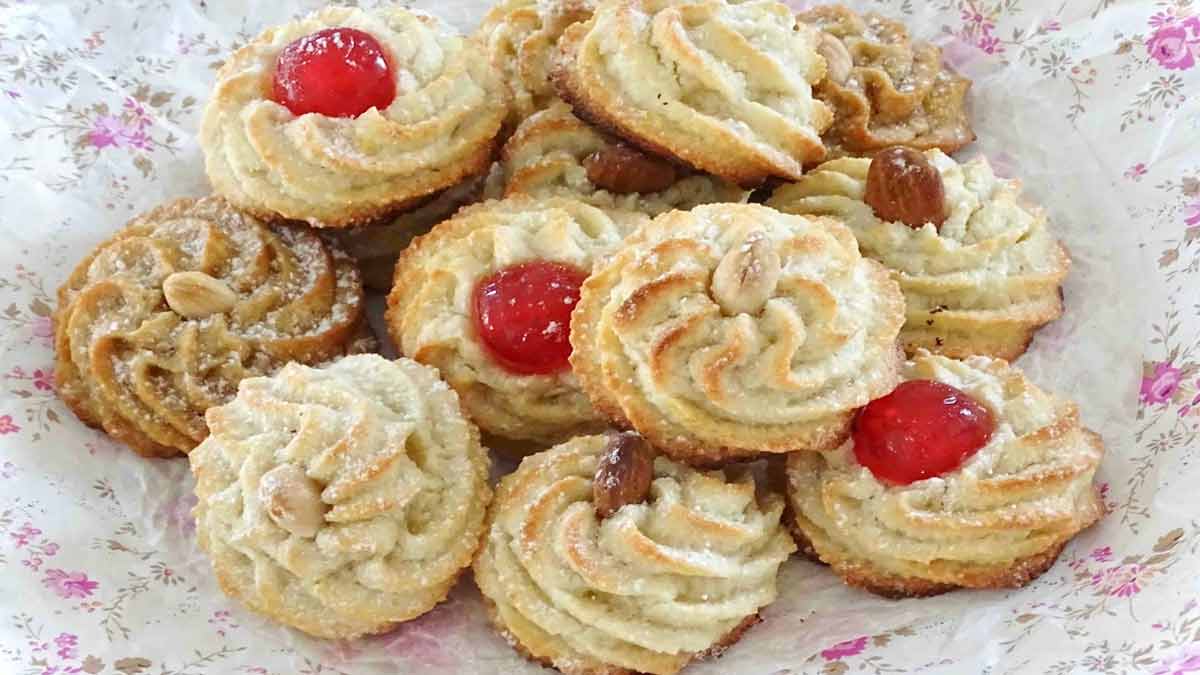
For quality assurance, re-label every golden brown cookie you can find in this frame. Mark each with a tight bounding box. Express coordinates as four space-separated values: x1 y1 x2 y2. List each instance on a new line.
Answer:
768 149 1068 360
191 355 491 638
201 6 507 227
55 197 369 458
554 0 832 186
798 4 974 158
478 0 597 129
474 433 794 674
386 196 647 446
784 351 1104 598
570 203 905 464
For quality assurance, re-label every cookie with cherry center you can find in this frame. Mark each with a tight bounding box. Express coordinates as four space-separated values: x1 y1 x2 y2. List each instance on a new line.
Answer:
200 5 507 226
385 196 647 449
783 350 1105 598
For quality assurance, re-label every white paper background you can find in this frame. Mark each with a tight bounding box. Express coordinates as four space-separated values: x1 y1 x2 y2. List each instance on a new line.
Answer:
1 1 1197 674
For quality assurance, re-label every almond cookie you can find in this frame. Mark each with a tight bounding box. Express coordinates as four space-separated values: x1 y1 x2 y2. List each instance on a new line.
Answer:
784 351 1104 598
499 101 749 215
478 0 597 129
798 5 974 158
54 197 369 458
571 203 905 463
190 354 491 639
201 6 507 227
386 196 647 446
474 432 795 675
554 0 832 186
768 148 1068 360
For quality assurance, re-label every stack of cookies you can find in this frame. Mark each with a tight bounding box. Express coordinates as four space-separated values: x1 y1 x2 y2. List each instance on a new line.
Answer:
53 2 1105 674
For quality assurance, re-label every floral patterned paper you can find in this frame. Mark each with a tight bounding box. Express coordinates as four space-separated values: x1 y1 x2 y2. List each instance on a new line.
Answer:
0 0 1194 673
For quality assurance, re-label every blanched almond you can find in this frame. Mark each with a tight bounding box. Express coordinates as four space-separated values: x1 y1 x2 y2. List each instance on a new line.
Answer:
818 33 853 84
259 464 326 538
711 230 781 316
162 271 237 318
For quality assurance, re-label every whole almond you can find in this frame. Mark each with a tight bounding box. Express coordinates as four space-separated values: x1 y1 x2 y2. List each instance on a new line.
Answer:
711 230 781 316
583 142 678 195
864 146 948 229
162 271 237 318
817 33 853 84
594 432 655 519
259 464 326 538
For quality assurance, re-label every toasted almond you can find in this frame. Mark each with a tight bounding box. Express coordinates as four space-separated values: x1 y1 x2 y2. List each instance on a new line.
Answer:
818 33 853 84
259 464 326 538
594 432 655 519
864 146 948 229
711 230 782 316
583 142 678 194
162 271 237 318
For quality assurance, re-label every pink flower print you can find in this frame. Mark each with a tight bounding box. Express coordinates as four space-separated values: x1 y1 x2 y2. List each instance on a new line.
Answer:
83 32 104 51
1040 19 1062 32
11 523 41 547
977 32 1004 54
4 90 18 100
1091 564 1144 597
53 633 78 660
961 9 986 25
1184 200 1200 227
32 368 53 392
209 609 240 638
31 315 54 347
821 636 869 661
42 569 100 599
123 96 148 121
1090 546 1113 562
0 415 20 434
1180 385 1200 417
1142 361 1184 405
1152 641 1200 675
1147 18 1200 71
1151 12 1179 29
88 100 154 151
88 115 125 149
1124 163 1148 181
122 128 152 151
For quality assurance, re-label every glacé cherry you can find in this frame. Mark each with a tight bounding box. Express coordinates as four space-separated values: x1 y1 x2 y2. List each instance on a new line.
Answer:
472 261 588 376
272 27 395 118
852 380 995 485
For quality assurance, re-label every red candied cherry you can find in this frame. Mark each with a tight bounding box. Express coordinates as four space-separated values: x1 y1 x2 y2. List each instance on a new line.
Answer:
272 27 396 118
472 261 588 376
852 380 995 485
